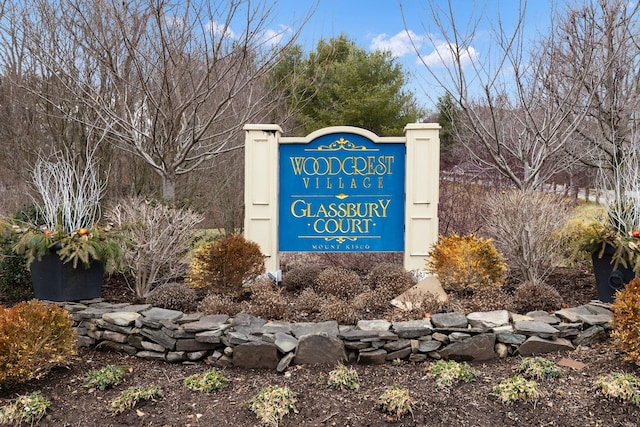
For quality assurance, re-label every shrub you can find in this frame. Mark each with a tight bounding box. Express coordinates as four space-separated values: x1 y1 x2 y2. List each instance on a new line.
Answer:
352 286 392 312
378 385 413 420
184 369 228 393
611 278 640 365
107 196 204 298
462 286 513 313
281 265 322 292
0 391 50 424
328 363 360 390
186 234 265 297
484 189 569 283
314 267 362 299
250 385 297 427
595 373 640 405
145 282 199 312
366 262 415 298
110 385 163 415
511 281 563 314
318 296 360 324
493 375 539 403
84 365 129 390
426 233 507 294
518 357 564 380
294 288 324 314
0 220 32 302
427 360 479 388
197 293 241 316
249 282 289 320
0 300 76 387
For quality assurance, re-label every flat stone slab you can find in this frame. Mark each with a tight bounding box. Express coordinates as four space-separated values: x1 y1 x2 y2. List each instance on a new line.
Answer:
392 319 433 338
467 310 510 329
391 275 448 310
431 312 468 329
182 318 228 332
274 332 298 353
513 321 560 339
357 319 391 331
438 333 496 361
140 307 183 321
291 321 339 338
516 336 574 356
357 349 388 364
102 311 141 326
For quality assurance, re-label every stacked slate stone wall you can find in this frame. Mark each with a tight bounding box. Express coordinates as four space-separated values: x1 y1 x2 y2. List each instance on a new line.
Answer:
68 301 613 371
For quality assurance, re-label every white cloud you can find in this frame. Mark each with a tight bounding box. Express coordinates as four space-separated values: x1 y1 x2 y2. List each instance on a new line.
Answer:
369 30 425 57
207 21 237 39
262 24 293 46
419 41 479 68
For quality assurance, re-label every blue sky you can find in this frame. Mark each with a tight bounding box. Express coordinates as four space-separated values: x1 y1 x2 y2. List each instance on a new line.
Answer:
272 0 554 111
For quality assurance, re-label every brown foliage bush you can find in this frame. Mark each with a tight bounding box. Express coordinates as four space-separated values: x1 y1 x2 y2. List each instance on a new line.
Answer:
281 265 323 292
186 234 265 297
0 300 76 387
318 296 360 325
197 293 242 316
249 281 289 320
463 286 514 313
611 278 640 365
145 282 199 312
314 267 362 299
511 281 564 314
366 262 415 299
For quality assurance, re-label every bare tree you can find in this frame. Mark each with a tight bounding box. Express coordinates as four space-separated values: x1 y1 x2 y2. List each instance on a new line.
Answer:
14 0 312 202
406 0 603 190
544 0 640 196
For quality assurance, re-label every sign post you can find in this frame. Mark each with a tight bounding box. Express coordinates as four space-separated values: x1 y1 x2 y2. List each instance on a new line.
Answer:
244 124 440 272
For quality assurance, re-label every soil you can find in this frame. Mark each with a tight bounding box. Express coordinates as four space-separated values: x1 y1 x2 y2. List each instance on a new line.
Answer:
2 267 640 426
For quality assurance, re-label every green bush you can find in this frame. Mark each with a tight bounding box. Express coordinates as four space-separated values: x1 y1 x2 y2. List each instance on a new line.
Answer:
518 357 564 380
186 234 265 297
0 300 76 387
328 363 360 390
493 375 539 403
0 220 32 302
427 360 479 388
595 373 640 405
84 365 129 390
426 233 507 295
110 385 162 415
250 385 297 427
0 391 50 424
184 369 229 393
378 385 413 420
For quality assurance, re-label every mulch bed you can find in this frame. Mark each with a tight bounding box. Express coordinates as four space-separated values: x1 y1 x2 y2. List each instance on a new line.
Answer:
2 266 640 426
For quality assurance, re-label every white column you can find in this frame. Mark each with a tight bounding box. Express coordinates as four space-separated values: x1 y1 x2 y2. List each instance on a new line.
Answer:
243 124 282 273
404 123 441 271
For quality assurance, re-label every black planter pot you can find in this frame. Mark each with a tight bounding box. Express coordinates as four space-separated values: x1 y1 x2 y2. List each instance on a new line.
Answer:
30 253 104 302
591 245 635 303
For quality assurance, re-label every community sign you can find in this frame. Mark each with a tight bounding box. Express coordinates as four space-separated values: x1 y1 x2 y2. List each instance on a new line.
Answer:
279 132 405 252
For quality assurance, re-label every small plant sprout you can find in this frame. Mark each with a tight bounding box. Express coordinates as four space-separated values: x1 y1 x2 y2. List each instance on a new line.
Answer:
110 385 163 415
378 385 413 421
184 369 229 393
595 373 640 405
427 359 479 388
250 385 297 427
518 357 564 380
493 375 540 404
84 365 129 390
0 391 51 424
328 363 360 390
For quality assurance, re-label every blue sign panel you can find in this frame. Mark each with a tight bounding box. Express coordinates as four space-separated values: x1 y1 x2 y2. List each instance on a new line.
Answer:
279 132 405 252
